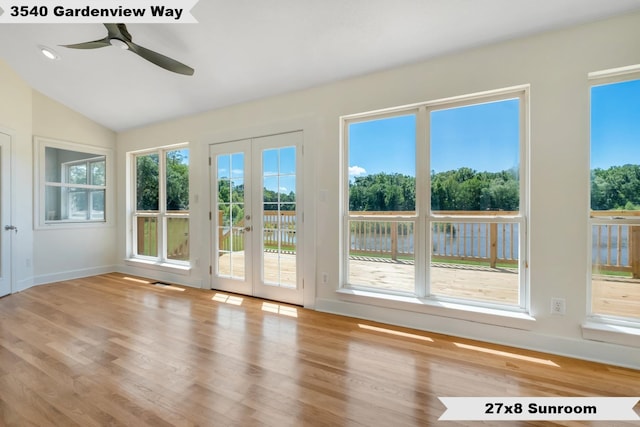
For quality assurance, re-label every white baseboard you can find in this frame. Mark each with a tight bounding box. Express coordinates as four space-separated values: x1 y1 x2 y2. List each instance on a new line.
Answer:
114 264 203 289
315 297 640 370
31 265 118 287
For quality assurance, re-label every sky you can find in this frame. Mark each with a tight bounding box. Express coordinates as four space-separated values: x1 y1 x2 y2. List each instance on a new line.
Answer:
348 78 640 178
348 98 521 178
216 147 296 195
591 78 640 170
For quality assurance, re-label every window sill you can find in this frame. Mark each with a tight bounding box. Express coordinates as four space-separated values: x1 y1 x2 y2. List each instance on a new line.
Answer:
335 287 535 330
582 319 640 348
125 258 191 276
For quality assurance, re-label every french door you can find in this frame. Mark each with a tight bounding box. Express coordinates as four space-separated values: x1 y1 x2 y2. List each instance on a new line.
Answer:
210 131 303 305
0 132 12 297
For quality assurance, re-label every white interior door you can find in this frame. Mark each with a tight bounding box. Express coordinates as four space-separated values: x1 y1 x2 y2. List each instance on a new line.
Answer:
210 131 303 305
0 132 12 297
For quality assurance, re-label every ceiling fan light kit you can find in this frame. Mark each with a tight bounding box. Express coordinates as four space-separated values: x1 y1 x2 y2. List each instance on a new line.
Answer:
39 45 60 60
61 23 194 76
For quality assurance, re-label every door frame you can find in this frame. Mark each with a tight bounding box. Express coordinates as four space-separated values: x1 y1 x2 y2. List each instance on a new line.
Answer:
0 129 14 297
206 119 317 308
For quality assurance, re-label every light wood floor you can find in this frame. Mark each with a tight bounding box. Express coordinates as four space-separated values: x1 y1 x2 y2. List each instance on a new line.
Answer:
0 273 638 427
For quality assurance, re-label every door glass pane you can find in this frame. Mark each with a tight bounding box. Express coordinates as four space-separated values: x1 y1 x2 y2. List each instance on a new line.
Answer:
217 152 245 280
167 217 189 261
261 148 296 288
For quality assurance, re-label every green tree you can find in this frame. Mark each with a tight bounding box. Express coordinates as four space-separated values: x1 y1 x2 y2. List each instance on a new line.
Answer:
350 168 520 212
591 164 640 210
166 150 189 211
136 154 159 210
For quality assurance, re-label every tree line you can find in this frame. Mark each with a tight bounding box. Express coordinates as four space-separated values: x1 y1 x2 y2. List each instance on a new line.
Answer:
349 164 640 212
349 168 519 211
591 164 640 210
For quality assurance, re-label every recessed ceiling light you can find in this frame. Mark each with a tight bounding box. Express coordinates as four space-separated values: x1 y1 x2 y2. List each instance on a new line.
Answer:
38 45 60 60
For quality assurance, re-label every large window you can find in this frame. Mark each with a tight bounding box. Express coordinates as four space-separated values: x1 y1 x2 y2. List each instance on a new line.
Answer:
589 69 640 324
35 137 111 227
133 145 190 265
343 87 528 311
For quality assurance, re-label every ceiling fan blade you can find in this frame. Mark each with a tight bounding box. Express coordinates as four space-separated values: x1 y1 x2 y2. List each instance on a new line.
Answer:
61 23 195 76
61 37 110 49
104 23 129 40
127 42 195 76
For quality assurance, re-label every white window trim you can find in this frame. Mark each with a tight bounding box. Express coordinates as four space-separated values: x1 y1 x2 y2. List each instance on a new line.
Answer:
340 85 530 322
585 65 640 341
34 136 113 229
127 143 191 270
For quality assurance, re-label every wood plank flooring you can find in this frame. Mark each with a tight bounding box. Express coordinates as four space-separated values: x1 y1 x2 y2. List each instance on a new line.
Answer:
0 273 638 426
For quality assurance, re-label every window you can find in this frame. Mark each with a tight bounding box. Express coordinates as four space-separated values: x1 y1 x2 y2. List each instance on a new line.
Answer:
132 145 190 265
35 137 111 227
343 87 528 312
589 69 640 324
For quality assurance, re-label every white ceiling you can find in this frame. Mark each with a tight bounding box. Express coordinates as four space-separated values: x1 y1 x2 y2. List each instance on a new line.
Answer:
1 0 639 132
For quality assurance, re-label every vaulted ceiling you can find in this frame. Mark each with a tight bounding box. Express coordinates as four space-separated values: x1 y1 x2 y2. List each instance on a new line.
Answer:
1 0 639 131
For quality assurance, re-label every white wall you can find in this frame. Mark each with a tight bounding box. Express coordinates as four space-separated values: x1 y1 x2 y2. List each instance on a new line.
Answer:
31 91 117 284
117 12 640 368
0 61 117 289
0 61 34 292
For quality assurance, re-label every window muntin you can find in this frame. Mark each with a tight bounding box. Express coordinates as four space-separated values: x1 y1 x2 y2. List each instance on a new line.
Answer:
42 146 107 223
343 88 527 311
133 146 190 264
589 73 640 323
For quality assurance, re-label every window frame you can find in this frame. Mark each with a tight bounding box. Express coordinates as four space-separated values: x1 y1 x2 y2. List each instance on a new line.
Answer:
341 86 530 314
129 144 190 268
587 66 640 328
34 136 112 229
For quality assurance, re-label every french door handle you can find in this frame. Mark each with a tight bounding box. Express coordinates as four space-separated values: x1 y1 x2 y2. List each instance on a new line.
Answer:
4 225 17 233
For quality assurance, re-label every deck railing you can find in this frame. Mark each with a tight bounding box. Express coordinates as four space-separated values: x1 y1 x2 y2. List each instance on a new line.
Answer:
349 211 519 267
217 209 640 276
591 211 640 277
218 210 296 252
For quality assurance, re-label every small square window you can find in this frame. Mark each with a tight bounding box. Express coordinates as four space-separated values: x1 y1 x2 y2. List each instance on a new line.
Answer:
35 137 111 227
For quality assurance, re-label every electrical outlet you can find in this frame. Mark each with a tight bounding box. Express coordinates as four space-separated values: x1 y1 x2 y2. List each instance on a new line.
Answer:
550 297 566 315
321 272 329 284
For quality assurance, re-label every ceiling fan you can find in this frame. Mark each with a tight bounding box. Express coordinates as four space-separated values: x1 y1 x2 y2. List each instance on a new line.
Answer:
61 23 194 76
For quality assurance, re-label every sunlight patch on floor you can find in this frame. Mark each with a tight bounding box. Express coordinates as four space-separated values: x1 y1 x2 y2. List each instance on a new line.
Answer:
358 323 434 342
262 302 298 317
453 342 560 367
212 293 244 305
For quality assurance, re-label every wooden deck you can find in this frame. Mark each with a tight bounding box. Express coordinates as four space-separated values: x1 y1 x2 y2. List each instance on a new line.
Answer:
220 252 639 316
0 273 638 426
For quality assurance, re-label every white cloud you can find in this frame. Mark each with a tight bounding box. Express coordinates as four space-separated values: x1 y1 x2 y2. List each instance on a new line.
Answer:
349 165 367 176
